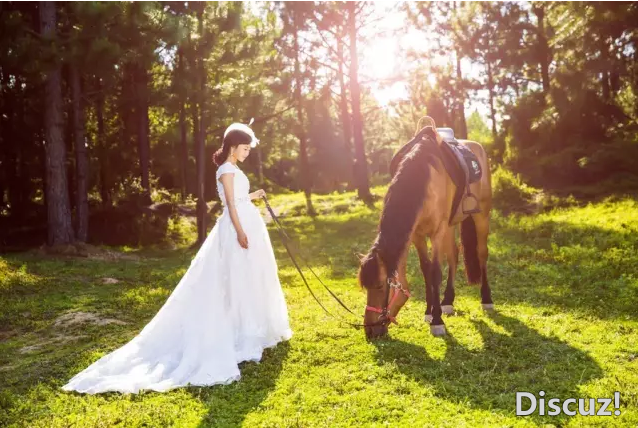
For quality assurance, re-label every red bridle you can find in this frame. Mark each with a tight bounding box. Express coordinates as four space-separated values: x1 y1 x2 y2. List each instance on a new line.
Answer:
365 278 412 325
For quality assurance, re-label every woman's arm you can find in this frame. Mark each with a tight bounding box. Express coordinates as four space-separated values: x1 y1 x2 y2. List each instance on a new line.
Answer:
219 173 248 249
249 189 266 200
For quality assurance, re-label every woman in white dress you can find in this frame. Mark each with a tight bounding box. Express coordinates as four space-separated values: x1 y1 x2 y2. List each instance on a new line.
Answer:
63 123 292 394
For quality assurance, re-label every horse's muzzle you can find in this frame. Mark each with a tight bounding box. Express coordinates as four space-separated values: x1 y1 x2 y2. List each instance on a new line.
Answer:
365 323 388 339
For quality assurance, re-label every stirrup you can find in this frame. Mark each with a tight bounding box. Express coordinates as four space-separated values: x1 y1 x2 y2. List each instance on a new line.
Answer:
462 193 481 215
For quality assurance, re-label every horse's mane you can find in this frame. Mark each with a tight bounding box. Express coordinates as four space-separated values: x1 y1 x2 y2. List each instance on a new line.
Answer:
359 140 436 288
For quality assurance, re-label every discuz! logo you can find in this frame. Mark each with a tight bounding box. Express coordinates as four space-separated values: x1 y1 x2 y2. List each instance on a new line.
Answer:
516 391 622 417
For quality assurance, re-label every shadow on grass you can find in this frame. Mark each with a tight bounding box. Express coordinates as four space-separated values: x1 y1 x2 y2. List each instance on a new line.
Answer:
191 341 290 427
270 207 638 322
488 216 638 320
372 311 604 425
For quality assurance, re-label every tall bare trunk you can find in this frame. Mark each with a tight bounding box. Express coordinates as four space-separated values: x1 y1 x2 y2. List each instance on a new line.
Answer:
486 59 497 141
136 65 151 203
0 70 6 212
1 70 21 216
178 47 188 201
96 76 110 207
257 147 264 187
195 8 207 243
347 2 372 203
455 50 468 139
533 5 551 94
70 64 88 242
293 13 315 215
40 1 74 246
337 33 354 185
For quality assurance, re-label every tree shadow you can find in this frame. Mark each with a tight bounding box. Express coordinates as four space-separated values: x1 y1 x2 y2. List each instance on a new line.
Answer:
371 311 604 425
3 335 290 426
267 202 638 324
190 341 290 427
488 216 638 320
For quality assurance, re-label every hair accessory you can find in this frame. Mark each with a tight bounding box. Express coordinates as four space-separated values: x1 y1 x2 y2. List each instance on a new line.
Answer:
224 122 260 148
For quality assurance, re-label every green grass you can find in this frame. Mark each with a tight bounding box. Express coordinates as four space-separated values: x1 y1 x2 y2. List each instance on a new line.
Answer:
1 189 637 427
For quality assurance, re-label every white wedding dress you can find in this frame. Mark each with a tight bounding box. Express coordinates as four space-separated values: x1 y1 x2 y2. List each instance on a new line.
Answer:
63 161 292 394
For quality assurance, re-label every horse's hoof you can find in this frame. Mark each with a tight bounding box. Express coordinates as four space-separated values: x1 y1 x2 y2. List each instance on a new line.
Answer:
441 305 454 315
430 324 447 337
482 303 495 311
424 314 433 323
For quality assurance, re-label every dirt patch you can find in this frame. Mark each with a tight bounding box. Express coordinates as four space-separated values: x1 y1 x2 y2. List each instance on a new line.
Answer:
0 364 18 372
19 333 89 354
54 311 127 328
17 311 125 354
32 243 141 261
19 344 43 354
0 330 20 342
101 277 120 285
80 244 140 261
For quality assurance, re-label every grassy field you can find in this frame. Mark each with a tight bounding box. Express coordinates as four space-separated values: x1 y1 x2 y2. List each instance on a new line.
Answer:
1 189 637 427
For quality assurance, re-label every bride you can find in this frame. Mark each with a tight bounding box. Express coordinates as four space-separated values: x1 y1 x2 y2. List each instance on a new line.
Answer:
63 123 292 394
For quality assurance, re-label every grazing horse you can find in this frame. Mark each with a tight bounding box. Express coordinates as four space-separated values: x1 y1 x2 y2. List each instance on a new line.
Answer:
358 122 493 339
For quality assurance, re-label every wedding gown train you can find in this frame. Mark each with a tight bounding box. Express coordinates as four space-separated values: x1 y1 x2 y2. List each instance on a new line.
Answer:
63 161 292 394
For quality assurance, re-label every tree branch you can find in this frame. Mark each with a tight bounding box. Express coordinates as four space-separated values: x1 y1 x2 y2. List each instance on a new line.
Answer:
207 103 298 138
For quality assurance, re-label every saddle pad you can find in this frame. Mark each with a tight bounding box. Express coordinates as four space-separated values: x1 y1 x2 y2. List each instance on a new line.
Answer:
439 143 467 221
451 143 482 184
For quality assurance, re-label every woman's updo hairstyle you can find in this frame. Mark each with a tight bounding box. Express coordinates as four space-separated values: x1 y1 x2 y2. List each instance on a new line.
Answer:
212 129 253 166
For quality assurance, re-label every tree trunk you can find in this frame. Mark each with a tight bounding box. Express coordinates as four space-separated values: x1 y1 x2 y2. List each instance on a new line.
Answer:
0 71 5 212
195 8 207 243
65 94 75 213
70 64 88 242
347 2 372 203
122 63 135 169
96 76 110 207
257 147 264 187
293 13 315 215
136 65 151 203
190 99 199 200
486 58 498 142
1 71 20 216
40 1 75 246
602 70 611 101
455 49 468 139
178 47 188 201
337 32 354 185
533 5 551 94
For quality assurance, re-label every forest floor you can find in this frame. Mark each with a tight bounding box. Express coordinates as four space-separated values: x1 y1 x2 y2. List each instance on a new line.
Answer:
1 189 637 427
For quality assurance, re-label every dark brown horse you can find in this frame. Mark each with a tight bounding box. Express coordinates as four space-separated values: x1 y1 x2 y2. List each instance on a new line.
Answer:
358 121 493 338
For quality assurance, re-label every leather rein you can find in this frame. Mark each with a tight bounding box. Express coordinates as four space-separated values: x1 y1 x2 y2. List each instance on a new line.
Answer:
262 196 409 329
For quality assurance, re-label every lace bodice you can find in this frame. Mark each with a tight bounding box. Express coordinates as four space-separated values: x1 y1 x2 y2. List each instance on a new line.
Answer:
216 162 251 206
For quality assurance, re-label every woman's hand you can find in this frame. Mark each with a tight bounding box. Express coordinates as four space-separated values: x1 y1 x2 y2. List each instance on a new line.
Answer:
250 189 266 200
237 230 249 249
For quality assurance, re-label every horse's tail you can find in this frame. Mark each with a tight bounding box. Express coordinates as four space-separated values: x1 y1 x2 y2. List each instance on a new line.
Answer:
461 216 482 285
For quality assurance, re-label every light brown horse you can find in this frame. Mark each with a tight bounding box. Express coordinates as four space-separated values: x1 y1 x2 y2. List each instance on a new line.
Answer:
358 122 493 338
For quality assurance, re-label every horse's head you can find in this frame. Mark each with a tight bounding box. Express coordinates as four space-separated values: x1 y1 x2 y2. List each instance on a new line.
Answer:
358 248 390 339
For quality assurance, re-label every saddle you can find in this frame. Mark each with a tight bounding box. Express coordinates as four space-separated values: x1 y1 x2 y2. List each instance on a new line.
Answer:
390 127 482 223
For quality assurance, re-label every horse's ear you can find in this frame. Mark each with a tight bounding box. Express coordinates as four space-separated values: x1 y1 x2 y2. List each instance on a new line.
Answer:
358 251 380 289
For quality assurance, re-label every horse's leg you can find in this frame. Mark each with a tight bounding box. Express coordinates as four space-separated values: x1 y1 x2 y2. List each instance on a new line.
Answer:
388 251 411 320
412 235 432 323
441 226 458 315
473 213 494 310
429 227 447 336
